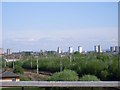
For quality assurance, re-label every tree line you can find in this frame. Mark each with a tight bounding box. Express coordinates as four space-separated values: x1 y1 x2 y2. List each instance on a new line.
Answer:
2 52 120 81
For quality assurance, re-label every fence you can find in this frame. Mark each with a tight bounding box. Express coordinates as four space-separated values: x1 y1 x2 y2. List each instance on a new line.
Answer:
1 81 119 89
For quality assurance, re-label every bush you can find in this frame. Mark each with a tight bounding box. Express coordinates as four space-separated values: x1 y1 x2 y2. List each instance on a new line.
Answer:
80 75 100 81
49 69 79 81
100 70 109 80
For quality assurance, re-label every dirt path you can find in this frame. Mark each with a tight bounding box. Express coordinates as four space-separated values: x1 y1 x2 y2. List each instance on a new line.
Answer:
5 67 51 81
24 71 50 81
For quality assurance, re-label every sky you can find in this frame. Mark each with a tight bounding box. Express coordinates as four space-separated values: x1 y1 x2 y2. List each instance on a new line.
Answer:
1 0 120 2
0 2 2 49
2 2 118 52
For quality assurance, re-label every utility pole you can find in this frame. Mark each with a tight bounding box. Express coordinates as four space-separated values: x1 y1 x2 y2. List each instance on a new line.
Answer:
85 54 87 65
69 55 72 66
5 61 6 68
4 56 7 68
60 55 62 72
36 56 39 74
74 57 75 61
13 56 14 69
31 56 32 69
60 60 62 72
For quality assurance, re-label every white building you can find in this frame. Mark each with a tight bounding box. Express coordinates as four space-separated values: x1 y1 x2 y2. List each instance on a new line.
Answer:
110 46 115 52
7 49 12 55
78 46 82 53
94 45 98 53
0 48 4 55
94 45 102 53
115 46 120 52
57 47 61 54
69 47 73 54
5 58 19 62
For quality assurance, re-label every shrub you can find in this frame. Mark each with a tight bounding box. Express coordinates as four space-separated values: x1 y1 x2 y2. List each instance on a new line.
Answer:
49 69 79 81
13 65 24 74
20 75 31 81
80 75 100 81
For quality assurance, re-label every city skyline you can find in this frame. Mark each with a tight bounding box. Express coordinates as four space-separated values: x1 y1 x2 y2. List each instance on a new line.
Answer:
2 2 118 52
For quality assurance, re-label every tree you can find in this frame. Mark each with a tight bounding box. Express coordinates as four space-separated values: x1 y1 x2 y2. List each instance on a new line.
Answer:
49 69 79 81
80 75 100 81
13 65 24 74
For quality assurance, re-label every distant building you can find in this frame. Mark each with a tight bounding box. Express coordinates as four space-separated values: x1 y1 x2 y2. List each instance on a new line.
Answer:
110 46 115 52
7 49 12 55
115 46 120 53
57 47 61 54
5 58 19 62
94 45 98 53
78 46 82 53
0 71 20 81
98 45 102 53
0 48 4 55
69 47 73 54
94 45 102 53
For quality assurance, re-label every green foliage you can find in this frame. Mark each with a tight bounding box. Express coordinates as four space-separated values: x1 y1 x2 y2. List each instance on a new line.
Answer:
80 75 100 81
108 56 119 80
13 65 24 74
15 61 22 67
73 51 79 54
100 70 109 80
5 53 119 81
49 69 79 81
6 62 13 68
20 75 31 81
96 53 109 61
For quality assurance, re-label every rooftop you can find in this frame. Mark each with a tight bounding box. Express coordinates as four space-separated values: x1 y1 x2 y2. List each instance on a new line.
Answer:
0 71 19 78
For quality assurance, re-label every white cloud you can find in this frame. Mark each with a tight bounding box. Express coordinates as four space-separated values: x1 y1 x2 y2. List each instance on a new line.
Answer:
3 27 118 51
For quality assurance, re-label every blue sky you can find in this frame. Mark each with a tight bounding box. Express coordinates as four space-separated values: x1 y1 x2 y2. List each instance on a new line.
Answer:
0 2 2 48
2 2 118 52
